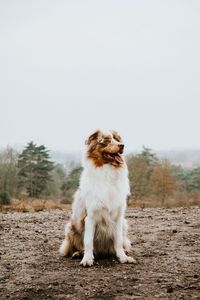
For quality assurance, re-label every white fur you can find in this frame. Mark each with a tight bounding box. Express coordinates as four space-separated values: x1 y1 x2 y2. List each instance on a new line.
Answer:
60 142 136 266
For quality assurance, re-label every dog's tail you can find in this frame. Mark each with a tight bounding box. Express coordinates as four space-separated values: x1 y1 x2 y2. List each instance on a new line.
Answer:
59 239 71 256
59 223 73 256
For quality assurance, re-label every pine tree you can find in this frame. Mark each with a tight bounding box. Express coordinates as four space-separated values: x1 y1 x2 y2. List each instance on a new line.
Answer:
18 142 54 197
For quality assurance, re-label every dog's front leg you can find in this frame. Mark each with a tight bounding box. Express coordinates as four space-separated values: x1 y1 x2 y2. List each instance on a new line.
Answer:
114 214 136 264
80 215 95 267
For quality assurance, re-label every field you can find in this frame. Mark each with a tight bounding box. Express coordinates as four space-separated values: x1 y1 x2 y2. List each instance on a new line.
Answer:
0 207 200 299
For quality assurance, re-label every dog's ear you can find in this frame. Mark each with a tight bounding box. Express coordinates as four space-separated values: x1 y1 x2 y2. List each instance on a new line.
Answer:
111 130 122 142
85 130 101 145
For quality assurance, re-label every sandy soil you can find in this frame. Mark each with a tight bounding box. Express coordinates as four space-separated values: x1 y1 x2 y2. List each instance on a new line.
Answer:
0 207 200 300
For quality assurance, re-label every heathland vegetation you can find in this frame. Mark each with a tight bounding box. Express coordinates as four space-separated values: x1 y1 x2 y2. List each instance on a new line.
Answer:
0 143 200 210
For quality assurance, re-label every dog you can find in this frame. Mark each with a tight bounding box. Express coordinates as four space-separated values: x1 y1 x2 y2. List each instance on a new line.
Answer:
59 129 136 266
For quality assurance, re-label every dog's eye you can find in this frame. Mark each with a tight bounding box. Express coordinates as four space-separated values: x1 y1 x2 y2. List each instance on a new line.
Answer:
99 140 106 146
98 139 109 146
98 137 112 145
104 140 111 144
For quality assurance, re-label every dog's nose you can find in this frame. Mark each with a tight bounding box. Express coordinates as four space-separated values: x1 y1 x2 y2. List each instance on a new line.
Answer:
119 144 124 152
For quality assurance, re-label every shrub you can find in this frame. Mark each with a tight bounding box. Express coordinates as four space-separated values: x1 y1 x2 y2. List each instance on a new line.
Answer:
0 191 11 205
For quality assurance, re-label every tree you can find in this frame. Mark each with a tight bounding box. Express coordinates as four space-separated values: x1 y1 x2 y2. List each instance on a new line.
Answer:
127 155 149 199
183 168 200 193
138 146 158 167
45 163 67 198
127 147 157 200
148 161 177 205
0 146 19 199
173 166 200 193
61 166 82 202
18 142 54 197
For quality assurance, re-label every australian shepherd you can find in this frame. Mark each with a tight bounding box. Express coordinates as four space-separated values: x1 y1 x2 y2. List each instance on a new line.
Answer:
59 130 136 266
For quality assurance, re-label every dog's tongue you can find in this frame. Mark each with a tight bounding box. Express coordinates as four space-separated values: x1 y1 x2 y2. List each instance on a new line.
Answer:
114 155 123 164
105 153 114 160
104 153 123 164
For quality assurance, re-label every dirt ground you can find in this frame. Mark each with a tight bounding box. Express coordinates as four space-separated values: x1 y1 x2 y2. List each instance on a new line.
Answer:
0 207 200 300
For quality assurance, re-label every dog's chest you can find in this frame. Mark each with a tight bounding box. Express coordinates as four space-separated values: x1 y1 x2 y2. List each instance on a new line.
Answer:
80 162 129 211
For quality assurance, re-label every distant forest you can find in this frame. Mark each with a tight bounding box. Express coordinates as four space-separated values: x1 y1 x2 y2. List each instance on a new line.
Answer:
51 148 200 170
0 143 200 208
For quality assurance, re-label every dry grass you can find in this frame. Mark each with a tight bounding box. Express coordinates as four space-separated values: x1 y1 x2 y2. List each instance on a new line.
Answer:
0 198 71 213
1 194 200 213
128 195 200 208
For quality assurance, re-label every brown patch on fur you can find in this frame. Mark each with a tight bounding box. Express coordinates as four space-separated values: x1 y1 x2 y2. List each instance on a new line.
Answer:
62 214 129 258
85 130 101 146
66 216 85 256
87 144 105 167
86 130 125 168
112 130 122 142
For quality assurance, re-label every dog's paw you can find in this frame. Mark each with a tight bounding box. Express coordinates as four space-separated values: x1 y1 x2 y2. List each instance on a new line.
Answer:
118 255 137 264
80 257 94 267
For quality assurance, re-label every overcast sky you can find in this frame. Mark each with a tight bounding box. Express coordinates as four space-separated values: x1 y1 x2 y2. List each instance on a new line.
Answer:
1 0 200 152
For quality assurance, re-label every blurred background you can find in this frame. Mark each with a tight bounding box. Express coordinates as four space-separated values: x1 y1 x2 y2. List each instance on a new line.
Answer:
0 0 200 210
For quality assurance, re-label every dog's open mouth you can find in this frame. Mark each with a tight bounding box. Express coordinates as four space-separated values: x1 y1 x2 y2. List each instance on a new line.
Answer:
103 152 124 164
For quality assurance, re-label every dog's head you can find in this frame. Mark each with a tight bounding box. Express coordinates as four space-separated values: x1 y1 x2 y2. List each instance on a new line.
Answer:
85 130 125 167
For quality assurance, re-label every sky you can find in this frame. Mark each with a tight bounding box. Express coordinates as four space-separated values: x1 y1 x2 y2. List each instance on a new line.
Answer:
1 0 200 153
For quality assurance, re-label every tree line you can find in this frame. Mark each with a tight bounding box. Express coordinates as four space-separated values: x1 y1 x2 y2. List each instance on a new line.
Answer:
0 143 200 207
127 147 200 206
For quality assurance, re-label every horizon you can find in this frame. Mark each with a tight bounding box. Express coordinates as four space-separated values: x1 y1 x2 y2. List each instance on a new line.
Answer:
1 142 200 154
